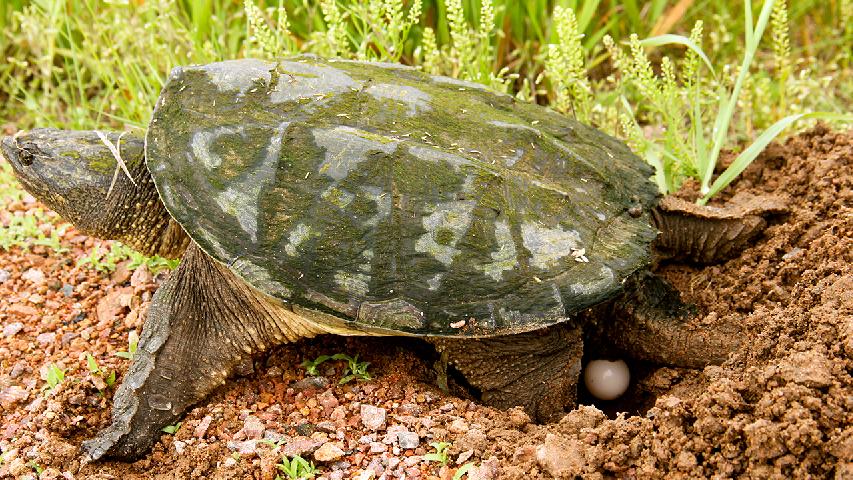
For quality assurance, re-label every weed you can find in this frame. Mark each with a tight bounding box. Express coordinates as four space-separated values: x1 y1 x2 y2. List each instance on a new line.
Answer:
331 353 371 384
85 353 116 390
161 422 182 434
275 455 317 480
453 463 476 480
546 6 593 121
29 460 43 475
300 353 371 383
42 364 65 392
300 355 332 376
77 242 178 275
115 330 139 361
608 0 852 202
424 441 451 465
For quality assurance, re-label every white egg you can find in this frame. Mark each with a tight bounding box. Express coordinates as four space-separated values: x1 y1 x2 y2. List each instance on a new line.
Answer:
584 359 630 400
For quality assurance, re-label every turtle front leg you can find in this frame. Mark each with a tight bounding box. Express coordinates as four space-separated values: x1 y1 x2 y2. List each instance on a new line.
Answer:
83 245 323 461
429 324 583 422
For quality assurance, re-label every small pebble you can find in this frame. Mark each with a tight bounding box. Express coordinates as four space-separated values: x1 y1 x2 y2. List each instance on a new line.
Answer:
241 415 265 440
313 442 345 462
0 269 10 282
22 268 45 284
360 404 387 431
397 431 420 449
3 322 24 337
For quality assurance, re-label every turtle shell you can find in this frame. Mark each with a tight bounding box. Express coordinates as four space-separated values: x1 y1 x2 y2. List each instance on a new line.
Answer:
145 56 658 337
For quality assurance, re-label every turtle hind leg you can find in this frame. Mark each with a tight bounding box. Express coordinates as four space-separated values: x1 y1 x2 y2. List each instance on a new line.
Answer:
82 244 323 461
586 272 741 368
429 324 583 423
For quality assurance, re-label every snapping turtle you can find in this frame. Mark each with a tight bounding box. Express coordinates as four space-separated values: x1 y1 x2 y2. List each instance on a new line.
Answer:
1 56 782 460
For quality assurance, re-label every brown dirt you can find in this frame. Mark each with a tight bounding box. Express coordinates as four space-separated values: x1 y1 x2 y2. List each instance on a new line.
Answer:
0 126 850 479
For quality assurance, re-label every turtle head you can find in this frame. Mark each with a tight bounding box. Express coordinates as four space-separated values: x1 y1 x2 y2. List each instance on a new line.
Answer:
1 128 146 233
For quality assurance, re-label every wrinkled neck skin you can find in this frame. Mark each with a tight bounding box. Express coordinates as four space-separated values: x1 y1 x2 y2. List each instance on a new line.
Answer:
93 157 189 259
3 130 189 259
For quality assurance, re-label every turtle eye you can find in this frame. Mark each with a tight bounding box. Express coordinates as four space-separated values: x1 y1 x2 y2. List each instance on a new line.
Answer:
18 143 40 166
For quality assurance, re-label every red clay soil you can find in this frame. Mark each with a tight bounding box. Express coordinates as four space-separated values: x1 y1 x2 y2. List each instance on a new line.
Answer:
0 126 850 479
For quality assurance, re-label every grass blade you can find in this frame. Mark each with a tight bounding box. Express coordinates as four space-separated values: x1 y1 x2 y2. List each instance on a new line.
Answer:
700 112 853 203
638 34 716 77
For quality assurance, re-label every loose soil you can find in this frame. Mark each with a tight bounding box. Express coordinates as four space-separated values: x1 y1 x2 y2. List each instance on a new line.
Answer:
0 126 850 479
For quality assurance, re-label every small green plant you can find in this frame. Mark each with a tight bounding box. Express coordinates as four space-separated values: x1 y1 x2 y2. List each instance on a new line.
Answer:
29 460 43 475
115 330 139 360
300 355 332 376
161 421 182 434
610 0 852 203
424 441 451 465
300 353 371 383
78 242 179 275
85 353 116 389
453 463 476 480
331 353 371 384
42 364 65 392
275 455 317 480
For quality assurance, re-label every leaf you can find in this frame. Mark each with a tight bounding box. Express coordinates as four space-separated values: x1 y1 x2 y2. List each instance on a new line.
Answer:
700 112 853 203
162 421 182 434
453 463 476 480
637 34 715 77
86 353 100 374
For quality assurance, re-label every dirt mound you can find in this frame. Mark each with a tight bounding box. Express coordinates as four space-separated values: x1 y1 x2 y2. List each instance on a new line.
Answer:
0 127 850 479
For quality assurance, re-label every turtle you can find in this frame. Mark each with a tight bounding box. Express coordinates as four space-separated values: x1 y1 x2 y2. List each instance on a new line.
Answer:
0 56 784 461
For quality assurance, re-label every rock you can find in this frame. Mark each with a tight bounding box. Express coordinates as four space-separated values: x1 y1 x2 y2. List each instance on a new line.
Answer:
130 265 153 287
292 376 329 392
0 385 29 408
313 442 345 462
0 268 10 282
36 332 56 346
777 350 833 388
397 431 420 449
3 322 24 337
282 436 322 457
173 440 186 454
506 407 531 428
535 434 584 478
8 304 37 317
241 415 265 440
369 442 386 453
318 390 339 412
457 429 488 453
448 418 469 434
22 268 45 284
61 284 74 297
467 457 500 480
111 261 132 284
227 439 259 455
315 421 338 433
456 449 474 465
360 404 387 431
194 415 213 438
263 430 288 444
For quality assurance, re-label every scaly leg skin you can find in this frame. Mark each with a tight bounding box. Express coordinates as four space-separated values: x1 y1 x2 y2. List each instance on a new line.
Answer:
82 244 325 461
585 272 741 368
430 324 583 422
